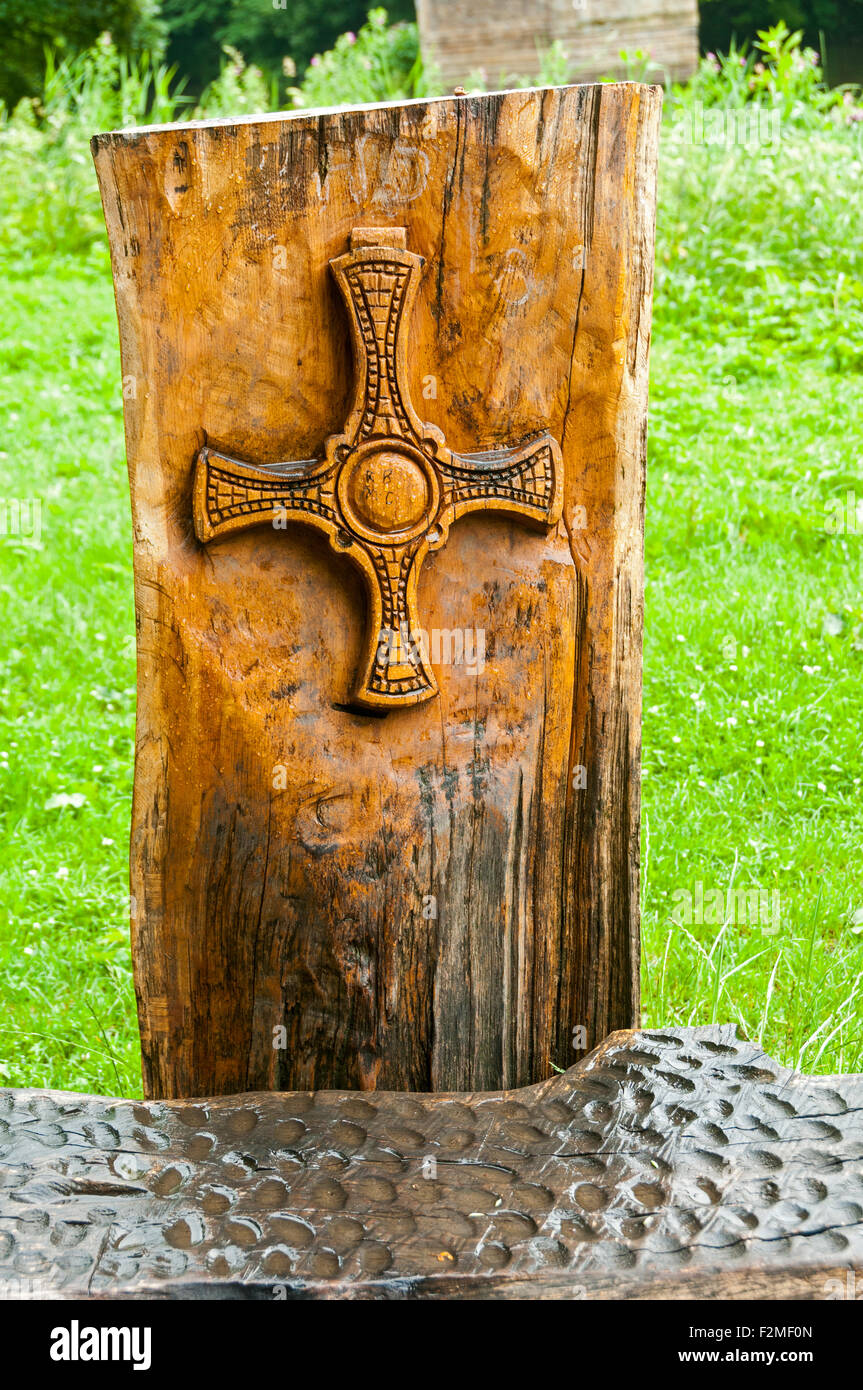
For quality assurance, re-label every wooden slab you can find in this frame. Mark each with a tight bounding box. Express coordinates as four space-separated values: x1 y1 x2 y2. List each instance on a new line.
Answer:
1 1028 861 1300
416 0 700 88
92 84 661 1099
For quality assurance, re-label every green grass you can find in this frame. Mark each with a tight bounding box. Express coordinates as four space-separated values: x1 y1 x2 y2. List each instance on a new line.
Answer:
0 265 139 1094
2 273 861 1093
1 30 863 1093
641 345 863 1072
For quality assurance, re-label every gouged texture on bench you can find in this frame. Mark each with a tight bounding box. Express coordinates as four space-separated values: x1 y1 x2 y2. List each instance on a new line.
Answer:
1 1026 861 1300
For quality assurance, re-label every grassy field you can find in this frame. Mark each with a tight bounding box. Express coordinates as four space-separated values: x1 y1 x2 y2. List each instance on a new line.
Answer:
0 268 138 1093
1 34 862 1094
642 345 863 1070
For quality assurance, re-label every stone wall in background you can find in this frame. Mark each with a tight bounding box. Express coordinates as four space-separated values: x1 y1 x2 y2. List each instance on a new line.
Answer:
416 0 699 87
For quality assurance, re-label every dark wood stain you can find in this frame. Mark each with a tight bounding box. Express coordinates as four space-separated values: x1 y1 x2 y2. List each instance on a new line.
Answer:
2 1026 861 1299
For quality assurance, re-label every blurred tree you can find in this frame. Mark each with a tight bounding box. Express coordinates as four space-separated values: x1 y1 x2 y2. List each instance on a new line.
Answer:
0 0 164 108
700 1 863 76
161 0 416 97
159 0 232 93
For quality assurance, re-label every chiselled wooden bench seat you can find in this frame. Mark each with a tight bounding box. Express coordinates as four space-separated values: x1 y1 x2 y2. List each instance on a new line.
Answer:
2 1026 860 1301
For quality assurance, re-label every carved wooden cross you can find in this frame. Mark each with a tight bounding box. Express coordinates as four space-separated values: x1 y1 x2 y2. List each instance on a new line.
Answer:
193 227 562 710
93 85 661 1100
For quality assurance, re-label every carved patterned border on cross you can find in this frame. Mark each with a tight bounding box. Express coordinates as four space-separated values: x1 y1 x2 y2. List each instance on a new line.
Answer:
193 226 563 711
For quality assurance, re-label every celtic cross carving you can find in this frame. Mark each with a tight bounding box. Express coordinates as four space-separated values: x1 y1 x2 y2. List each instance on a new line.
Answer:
193 227 563 711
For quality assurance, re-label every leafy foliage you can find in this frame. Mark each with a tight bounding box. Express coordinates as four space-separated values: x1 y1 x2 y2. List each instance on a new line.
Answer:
160 0 416 97
660 25 863 374
0 35 186 268
197 46 274 116
157 0 233 94
0 35 284 267
700 0 863 80
0 0 164 109
291 8 434 107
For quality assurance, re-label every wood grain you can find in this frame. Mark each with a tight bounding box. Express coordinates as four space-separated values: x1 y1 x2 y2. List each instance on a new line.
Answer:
2 1027 861 1300
192 224 563 711
92 84 661 1100
416 0 699 89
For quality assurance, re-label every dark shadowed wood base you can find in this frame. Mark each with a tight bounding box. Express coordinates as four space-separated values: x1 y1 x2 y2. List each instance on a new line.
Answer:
2 1026 860 1301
